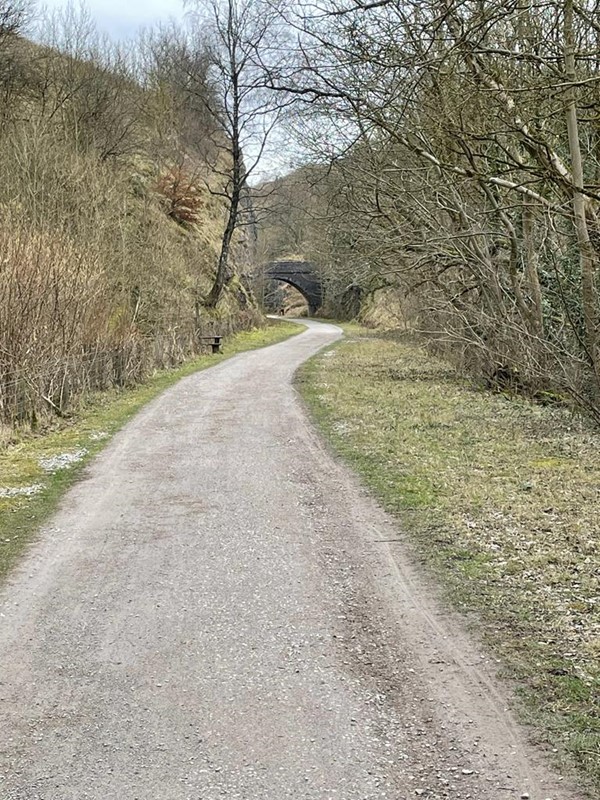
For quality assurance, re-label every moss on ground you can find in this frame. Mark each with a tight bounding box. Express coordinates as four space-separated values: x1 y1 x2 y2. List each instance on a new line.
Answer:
0 319 302 582
298 329 600 794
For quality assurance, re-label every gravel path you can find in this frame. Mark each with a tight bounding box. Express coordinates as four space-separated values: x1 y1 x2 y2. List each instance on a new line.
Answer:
0 321 581 799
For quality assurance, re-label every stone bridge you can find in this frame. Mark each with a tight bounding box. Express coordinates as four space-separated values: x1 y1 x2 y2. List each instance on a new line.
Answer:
265 261 323 315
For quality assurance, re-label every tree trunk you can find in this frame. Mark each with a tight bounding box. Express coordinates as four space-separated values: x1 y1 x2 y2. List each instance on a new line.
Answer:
522 202 544 335
205 187 240 308
564 0 600 378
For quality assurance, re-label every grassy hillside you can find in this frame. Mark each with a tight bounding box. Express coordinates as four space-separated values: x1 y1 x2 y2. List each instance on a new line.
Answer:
0 22 259 435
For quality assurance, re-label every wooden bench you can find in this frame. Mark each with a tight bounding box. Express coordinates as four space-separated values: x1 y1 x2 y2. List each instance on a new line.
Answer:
198 335 222 354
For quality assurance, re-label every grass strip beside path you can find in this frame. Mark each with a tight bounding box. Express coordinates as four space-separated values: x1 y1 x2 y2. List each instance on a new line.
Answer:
298 328 600 794
0 319 302 583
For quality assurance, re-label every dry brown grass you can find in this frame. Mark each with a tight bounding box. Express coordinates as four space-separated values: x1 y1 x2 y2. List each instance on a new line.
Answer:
0 31 258 430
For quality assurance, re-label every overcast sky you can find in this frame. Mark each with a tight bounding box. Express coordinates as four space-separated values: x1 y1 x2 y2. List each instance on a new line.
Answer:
39 0 187 40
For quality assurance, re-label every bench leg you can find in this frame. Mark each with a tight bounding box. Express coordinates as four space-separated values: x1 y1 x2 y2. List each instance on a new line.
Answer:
211 343 220 354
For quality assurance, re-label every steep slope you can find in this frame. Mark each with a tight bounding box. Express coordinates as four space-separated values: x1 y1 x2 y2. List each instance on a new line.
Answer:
0 32 259 430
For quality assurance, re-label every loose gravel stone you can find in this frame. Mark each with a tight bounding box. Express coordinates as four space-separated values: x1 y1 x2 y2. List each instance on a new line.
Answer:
38 449 88 472
0 484 43 498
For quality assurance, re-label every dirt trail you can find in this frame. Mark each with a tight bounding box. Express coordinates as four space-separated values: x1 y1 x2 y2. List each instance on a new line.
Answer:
0 321 581 799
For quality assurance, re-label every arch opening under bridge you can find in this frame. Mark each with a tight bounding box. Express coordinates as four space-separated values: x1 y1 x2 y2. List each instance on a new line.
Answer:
265 261 323 316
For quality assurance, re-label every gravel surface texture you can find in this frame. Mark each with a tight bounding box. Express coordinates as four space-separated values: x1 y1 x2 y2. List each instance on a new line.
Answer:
0 321 581 799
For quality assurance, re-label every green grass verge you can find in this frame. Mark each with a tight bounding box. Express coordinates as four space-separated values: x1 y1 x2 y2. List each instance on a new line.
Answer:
0 319 303 582
297 328 600 795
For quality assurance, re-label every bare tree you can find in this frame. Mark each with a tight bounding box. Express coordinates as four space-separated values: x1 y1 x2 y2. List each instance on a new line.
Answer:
0 0 31 124
255 0 600 412
185 0 289 307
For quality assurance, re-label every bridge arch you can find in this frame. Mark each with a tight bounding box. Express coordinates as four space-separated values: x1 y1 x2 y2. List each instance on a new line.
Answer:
265 260 323 316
